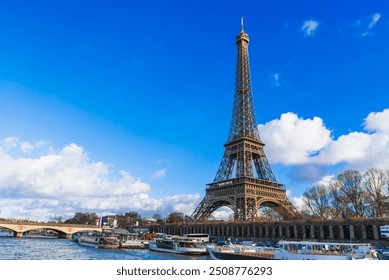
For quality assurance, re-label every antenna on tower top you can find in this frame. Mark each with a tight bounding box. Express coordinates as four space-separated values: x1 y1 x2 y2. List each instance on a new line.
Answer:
241 16 244 32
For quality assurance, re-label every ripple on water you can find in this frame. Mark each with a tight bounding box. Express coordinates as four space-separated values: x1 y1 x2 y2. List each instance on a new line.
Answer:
0 238 211 260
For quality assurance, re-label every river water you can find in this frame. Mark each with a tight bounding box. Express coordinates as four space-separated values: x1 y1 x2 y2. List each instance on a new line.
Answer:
0 237 211 260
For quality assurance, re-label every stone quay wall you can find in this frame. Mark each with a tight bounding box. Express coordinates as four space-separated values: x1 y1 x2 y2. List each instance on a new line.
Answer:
153 217 389 247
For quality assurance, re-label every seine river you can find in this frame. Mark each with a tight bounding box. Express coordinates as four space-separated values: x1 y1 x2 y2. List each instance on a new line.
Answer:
0 237 211 260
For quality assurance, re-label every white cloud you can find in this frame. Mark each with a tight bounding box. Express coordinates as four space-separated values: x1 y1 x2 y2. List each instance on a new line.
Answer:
273 73 281 87
301 20 319 37
152 168 167 178
316 175 335 186
368 13 381 29
364 108 389 133
259 112 332 164
259 109 389 170
154 158 170 164
1 137 50 153
1 137 19 149
210 206 234 220
159 194 201 215
286 190 304 211
0 139 200 220
356 12 382 37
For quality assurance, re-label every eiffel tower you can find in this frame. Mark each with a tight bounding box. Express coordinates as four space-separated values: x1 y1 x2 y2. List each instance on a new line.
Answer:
191 19 299 221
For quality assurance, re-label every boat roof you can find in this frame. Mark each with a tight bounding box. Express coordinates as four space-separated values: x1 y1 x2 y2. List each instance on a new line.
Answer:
103 228 133 235
278 240 372 246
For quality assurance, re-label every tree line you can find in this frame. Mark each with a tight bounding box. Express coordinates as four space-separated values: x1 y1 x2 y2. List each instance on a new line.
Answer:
302 168 389 219
52 211 189 227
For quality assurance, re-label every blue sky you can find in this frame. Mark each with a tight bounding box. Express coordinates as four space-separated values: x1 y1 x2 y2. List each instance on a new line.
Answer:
1 0 389 221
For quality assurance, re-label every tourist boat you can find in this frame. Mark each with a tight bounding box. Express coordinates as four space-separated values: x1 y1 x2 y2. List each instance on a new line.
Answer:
77 228 150 249
120 233 149 249
101 228 149 249
275 240 378 260
78 234 121 249
149 235 208 255
207 243 275 260
183 233 210 243
120 238 149 249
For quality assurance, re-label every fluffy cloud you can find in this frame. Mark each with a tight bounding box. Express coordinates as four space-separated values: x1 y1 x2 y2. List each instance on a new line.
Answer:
0 139 200 220
364 108 389 133
259 109 389 170
301 20 319 37
259 112 331 164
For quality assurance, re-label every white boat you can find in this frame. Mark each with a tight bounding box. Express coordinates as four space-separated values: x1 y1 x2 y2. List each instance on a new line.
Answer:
78 233 101 247
0 229 13 237
102 228 149 249
183 233 210 243
77 230 107 248
149 235 208 255
275 240 378 260
207 244 275 260
120 233 149 249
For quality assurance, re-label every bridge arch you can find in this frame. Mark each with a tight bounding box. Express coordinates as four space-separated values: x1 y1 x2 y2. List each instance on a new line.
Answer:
0 221 102 238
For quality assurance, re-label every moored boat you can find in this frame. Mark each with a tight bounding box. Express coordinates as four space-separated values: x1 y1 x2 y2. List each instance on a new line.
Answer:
275 240 378 260
207 244 275 260
120 233 149 249
78 231 101 247
0 229 13 237
149 235 208 255
102 228 149 249
376 248 389 260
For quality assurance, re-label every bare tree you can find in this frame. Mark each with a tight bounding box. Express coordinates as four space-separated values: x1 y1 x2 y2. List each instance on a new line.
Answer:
302 184 331 218
329 180 349 218
49 216 64 223
363 168 387 217
385 169 389 215
64 212 98 225
152 214 164 223
335 170 367 218
258 206 282 221
166 212 184 223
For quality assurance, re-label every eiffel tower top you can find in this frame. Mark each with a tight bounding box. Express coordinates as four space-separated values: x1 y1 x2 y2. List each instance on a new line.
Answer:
236 16 249 42
228 17 261 143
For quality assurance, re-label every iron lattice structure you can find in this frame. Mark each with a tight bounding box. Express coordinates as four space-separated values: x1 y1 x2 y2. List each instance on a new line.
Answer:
191 21 299 221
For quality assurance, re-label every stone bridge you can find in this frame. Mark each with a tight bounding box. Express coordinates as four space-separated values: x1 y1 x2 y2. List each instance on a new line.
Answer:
0 220 102 239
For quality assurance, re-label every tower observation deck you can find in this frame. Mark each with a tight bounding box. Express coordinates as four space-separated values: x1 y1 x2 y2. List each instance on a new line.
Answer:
191 19 299 221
